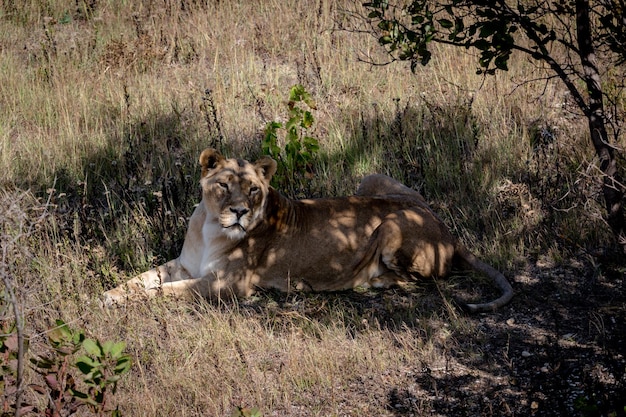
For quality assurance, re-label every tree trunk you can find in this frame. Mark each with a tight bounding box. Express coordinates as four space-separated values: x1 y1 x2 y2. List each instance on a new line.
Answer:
576 0 626 252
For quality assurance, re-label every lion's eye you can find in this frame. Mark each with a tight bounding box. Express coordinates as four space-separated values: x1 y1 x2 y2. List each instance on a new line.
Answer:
218 182 229 191
249 186 259 195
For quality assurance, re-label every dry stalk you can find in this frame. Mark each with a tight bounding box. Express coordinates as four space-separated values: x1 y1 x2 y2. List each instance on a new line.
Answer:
1 188 53 416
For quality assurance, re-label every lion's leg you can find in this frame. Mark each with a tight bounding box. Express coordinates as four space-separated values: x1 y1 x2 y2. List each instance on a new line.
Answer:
102 259 255 306
143 274 253 303
377 209 455 279
102 258 201 306
350 245 391 288
350 220 410 288
352 208 455 288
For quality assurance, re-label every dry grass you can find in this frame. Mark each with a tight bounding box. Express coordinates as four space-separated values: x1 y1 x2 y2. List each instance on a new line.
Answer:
1 0 624 416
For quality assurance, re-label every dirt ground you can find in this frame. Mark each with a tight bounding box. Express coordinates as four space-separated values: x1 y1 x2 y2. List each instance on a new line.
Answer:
460 256 626 417
371 255 626 416
243 253 625 417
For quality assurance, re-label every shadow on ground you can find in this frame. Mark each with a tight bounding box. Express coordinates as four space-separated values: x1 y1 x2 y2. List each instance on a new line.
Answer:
238 255 625 416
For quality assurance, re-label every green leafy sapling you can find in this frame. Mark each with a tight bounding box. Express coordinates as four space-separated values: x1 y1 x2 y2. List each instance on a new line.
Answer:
29 320 88 416
262 84 320 196
29 319 131 417
73 338 131 416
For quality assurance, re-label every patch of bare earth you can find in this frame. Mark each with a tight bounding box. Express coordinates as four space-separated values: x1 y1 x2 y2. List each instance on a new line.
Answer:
409 262 623 416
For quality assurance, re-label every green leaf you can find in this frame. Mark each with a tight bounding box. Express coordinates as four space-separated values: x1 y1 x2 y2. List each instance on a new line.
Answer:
289 84 306 102
82 339 102 357
76 355 97 367
478 24 495 39
412 14 424 25
303 136 319 152
538 23 548 35
289 105 304 120
379 35 393 46
109 341 126 358
454 17 465 32
301 111 314 128
95 391 105 404
265 121 282 131
473 39 490 51
494 54 509 70
302 95 316 110
377 18 390 31
114 356 132 374
73 332 85 348
102 340 114 355
438 19 453 29
59 11 71 24
54 319 67 329
106 375 122 384
75 363 95 376
285 116 300 132
80 396 100 407
70 389 89 399
50 320 72 343
285 140 301 156
263 123 280 156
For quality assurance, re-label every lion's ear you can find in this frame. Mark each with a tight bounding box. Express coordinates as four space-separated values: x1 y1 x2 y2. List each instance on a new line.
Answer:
199 148 224 177
255 156 277 182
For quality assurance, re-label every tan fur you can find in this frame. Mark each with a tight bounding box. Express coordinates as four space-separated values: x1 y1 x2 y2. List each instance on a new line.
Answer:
103 149 513 312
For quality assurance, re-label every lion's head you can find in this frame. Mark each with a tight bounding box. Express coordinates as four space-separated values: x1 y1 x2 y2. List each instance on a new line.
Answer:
198 148 277 240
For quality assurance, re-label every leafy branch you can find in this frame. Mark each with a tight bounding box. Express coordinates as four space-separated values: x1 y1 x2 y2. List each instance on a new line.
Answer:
262 84 320 197
29 319 131 417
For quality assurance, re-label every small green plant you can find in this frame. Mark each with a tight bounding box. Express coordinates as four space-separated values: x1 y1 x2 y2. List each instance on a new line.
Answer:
29 320 87 416
262 84 320 196
231 406 262 417
27 319 132 417
72 337 131 416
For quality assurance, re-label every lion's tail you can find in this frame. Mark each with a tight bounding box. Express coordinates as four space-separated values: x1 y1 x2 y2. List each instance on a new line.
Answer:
455 245 513 313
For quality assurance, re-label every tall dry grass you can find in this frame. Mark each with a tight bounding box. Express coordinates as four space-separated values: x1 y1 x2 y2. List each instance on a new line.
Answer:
1 0 623 415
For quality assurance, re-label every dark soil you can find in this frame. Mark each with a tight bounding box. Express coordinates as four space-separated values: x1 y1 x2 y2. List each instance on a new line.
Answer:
459 256 626 417
387 256 626 417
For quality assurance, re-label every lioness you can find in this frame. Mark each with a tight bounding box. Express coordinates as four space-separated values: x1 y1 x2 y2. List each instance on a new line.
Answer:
103 148 513 312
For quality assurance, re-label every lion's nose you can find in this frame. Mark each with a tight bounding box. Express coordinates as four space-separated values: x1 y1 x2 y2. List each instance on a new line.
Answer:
230 207 249 219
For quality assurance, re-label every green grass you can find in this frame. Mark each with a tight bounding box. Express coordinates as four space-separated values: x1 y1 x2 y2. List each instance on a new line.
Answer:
1 0 624 416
